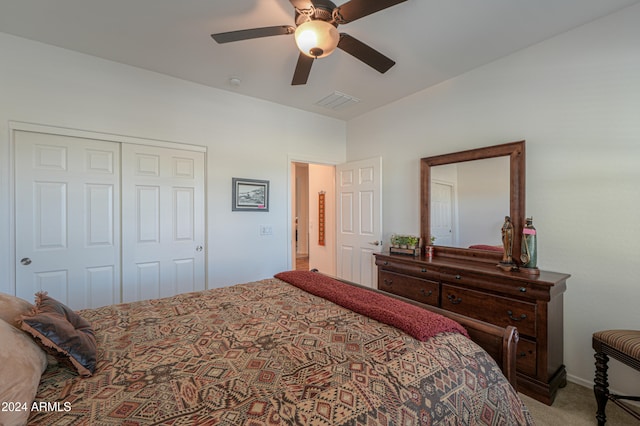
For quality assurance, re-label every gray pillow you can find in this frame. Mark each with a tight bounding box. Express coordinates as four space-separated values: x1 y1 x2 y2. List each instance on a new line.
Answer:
21 292 97 377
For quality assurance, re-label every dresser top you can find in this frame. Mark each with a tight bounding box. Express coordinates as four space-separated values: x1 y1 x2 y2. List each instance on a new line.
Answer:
374 252 571 286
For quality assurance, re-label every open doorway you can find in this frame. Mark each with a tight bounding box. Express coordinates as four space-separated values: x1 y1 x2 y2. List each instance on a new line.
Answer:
291 161 336 275
294 163 309 270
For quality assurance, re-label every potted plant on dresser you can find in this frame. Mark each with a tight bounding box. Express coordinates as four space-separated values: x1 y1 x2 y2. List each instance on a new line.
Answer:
390 234 420 256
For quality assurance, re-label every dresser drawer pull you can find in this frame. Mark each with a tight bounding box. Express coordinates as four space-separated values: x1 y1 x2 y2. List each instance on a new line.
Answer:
447 294 462 305
383 278 393 286
421 268 427 273
519 287 527 293
383 261 388 266
507 310 527 321
455 275 461 280
517 352 527 358
420 288 433 297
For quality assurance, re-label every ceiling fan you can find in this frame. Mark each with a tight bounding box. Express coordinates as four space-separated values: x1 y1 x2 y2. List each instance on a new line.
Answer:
211 0 407 85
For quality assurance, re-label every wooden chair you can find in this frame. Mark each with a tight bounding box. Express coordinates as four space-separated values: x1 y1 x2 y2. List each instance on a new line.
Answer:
592 330 640 425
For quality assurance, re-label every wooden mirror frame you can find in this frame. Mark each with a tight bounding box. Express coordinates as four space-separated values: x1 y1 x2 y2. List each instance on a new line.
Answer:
420 140 525 264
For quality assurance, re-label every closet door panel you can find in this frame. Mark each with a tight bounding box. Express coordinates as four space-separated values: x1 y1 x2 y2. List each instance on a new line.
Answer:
15 131 120 309
121 144 205 302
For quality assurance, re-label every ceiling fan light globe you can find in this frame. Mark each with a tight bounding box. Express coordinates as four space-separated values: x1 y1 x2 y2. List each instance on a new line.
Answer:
295 20 339 58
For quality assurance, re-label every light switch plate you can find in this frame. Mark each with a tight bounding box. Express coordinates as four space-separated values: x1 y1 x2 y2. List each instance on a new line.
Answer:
259 225 272 236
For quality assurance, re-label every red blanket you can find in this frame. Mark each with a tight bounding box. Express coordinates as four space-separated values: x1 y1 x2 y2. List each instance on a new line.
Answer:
275 270 468 341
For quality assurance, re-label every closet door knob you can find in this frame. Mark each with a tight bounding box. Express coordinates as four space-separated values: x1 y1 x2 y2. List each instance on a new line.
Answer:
20 257 32 266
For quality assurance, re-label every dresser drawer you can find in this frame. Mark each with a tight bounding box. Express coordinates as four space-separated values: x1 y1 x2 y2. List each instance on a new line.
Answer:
439 269 534 300
375 258 438 280
441 284 537 337
378 271 439 306
516 338 537 377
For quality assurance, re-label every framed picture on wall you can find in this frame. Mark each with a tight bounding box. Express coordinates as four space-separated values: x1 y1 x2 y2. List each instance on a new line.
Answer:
232 178 269 212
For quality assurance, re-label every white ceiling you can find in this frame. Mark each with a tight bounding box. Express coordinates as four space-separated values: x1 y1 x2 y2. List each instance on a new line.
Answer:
1 0 639 120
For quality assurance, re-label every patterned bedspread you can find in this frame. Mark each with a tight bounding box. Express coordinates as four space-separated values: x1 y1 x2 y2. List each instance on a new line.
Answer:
29 277 533 425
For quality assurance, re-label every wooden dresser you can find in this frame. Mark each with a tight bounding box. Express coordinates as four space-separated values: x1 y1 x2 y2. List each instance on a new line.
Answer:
374 252 570 405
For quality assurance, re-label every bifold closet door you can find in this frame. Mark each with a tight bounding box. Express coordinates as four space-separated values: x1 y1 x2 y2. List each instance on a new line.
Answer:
14 132 121 309
120 144 205 302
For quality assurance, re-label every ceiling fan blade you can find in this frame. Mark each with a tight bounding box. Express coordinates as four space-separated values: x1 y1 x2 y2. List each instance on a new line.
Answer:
334 0 407 23
292 53 314 85
211 26 295 44
337 33 395 73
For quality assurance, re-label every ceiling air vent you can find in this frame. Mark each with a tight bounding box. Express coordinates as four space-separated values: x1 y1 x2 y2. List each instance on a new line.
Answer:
314 91 361 111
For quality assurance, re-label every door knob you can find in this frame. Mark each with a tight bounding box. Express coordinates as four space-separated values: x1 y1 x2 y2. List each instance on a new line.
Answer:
20 257 32 266
368 241 381 246
195 245 203 252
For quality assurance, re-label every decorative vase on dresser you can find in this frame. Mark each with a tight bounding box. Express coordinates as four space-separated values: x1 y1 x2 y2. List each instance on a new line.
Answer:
374 252 569 405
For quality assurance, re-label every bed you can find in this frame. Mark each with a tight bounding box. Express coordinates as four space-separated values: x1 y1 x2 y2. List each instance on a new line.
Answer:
3 270 533 425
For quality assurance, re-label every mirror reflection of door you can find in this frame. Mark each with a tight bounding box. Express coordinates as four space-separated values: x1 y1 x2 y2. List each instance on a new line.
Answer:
431 181 455 246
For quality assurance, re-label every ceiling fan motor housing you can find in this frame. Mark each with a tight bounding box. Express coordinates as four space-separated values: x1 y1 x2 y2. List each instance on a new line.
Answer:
295 0 337 27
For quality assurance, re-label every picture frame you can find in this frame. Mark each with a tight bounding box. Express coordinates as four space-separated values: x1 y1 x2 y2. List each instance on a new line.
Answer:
232 178 269 212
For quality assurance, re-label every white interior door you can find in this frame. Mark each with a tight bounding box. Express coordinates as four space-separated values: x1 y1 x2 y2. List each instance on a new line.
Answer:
431 181 454 246
336 157 382 288
15 131 121 309
121 144 205 302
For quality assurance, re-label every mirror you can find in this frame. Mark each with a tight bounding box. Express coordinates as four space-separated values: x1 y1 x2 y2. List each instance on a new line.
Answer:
430 157 510 249
421 141 525 263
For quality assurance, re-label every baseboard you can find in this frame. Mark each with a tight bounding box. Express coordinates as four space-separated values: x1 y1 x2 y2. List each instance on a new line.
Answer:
566 373 592 389
566 373 640 408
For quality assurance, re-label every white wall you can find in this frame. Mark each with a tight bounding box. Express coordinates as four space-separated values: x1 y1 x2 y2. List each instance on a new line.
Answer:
347 4 640 396
0 33 346 293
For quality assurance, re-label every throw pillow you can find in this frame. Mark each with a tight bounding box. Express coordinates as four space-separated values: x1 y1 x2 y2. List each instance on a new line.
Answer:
0 318 47 426
21 292 97 376
0 292 33 328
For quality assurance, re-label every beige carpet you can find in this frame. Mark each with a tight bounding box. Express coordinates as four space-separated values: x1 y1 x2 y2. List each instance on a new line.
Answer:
521 382 637 425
